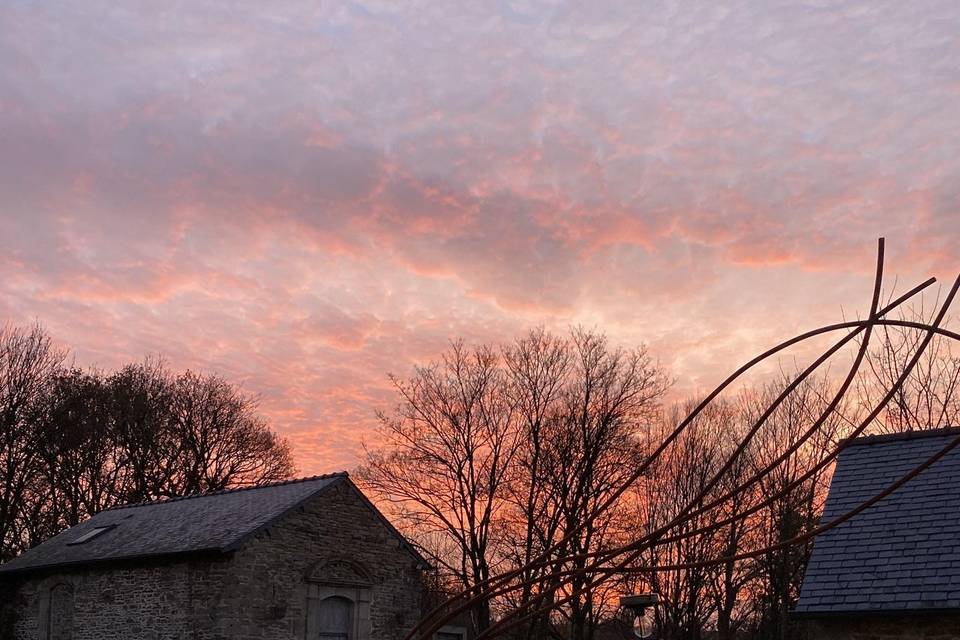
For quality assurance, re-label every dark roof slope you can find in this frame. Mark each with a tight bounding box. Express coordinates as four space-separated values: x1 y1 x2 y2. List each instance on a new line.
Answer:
796 427 960 616
0 472 420 576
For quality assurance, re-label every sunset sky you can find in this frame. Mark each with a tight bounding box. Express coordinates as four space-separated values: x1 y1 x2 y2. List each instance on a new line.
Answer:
2 1 959 473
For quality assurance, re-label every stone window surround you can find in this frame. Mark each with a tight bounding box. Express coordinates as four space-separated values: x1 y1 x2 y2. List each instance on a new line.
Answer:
305 560 373 640
436 625 468 640
35 578 75 640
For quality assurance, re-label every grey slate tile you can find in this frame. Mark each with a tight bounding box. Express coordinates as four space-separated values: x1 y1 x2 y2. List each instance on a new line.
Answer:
0 473 347 575
795 427 960 615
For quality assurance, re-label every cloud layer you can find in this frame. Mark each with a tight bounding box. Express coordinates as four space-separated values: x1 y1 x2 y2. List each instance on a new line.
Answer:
2 0 959 472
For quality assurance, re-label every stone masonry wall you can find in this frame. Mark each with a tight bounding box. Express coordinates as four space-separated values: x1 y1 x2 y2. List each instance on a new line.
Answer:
4 479 424 640
805 614 960 639
7 555 233 640
209 480 425 640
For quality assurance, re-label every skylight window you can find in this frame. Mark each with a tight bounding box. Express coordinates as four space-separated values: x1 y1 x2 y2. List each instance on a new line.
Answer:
67 525 115 545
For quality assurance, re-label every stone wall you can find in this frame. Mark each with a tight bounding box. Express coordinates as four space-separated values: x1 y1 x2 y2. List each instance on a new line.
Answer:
4 479 425 640
6 556 232 640
804 614 960 639
210 479 425 640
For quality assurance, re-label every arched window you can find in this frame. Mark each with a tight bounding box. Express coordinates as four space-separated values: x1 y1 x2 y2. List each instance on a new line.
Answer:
304 558 372 640
316 596 353 640
47 583 74 640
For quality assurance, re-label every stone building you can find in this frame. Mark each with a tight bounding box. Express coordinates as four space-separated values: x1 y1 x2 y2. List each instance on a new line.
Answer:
795 427 960 638
0 472 434 640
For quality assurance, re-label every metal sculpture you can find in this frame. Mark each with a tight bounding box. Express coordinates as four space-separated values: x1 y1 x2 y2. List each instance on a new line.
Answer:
406 238 960 640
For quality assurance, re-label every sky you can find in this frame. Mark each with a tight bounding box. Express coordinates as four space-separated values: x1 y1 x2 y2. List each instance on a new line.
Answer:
1 1 959 474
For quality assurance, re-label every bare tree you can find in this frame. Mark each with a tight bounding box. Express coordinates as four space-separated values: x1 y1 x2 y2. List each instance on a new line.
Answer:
169 370 294 494
33 368 118 538
0 323 67 561
0 324 295 562
635 402 733 640
701 402 756 640
531 330 669 640
106 359 183 503
359 341 519 633
501 329 572 640
361 329 670 640
743 374 843 640
855 303 960 433
625 373 842 640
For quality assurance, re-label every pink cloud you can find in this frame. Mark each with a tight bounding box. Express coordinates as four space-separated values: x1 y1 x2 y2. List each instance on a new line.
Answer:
2 0 959 473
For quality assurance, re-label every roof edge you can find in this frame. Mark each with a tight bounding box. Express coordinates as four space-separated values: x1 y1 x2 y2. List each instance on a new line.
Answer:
0 548 225 577
105 472 349 512
846 426 960 447
793 605 960 619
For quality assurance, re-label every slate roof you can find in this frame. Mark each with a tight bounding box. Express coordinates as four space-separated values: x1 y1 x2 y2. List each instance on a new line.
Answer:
795 427 960 616
0 472 422 576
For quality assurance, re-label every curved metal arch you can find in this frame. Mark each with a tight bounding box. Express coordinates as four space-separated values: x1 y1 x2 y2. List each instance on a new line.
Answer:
474 272 960 640
408 239 960 640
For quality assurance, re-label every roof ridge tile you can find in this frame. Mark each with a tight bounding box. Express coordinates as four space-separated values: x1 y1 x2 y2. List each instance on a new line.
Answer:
847 426 960 448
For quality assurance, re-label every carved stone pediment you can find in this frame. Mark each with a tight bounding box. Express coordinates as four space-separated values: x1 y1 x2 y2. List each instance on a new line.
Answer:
304 558 374 586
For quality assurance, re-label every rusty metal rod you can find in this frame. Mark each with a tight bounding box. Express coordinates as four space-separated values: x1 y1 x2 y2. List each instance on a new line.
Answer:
473 273 960 640
409 243 933 639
